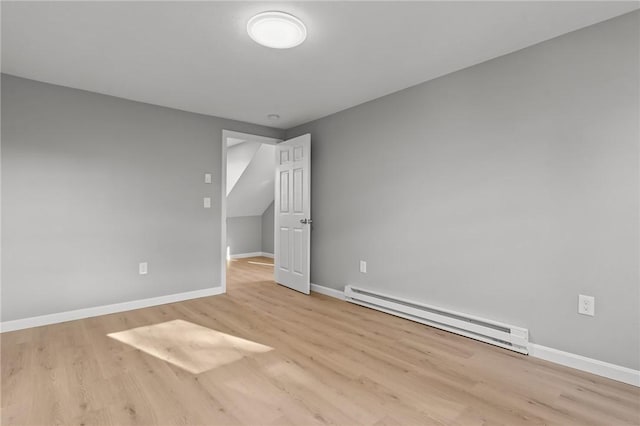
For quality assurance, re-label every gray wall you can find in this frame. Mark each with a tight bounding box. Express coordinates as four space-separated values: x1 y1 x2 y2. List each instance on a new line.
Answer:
226 202 274 255
261 202 275 254
287 12 640 369
1 74 283 321
226 216 262 255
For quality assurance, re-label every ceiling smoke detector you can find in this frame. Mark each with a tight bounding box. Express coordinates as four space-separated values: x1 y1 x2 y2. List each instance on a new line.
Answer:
247 11 307 49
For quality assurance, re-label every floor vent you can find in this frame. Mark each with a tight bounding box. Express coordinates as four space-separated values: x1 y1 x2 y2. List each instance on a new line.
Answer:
344 285 529 354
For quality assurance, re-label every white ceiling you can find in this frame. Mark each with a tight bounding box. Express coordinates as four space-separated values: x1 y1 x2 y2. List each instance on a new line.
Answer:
2 2 638 129
227 143 275 217
226 140 261 196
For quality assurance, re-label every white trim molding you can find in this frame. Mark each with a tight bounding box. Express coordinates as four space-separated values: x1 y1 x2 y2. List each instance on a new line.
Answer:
310 283 345 300
529 344 640 387
230 252 274 259
0 287 224 333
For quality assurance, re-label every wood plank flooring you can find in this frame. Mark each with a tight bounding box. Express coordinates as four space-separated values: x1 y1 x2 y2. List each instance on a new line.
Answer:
2 256 639 425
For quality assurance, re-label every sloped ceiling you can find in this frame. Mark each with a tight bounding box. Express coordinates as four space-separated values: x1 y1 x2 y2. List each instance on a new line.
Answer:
227 141 261 196
227 143 275 217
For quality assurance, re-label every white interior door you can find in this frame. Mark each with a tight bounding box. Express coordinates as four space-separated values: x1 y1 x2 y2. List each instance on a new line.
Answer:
274 134 311 294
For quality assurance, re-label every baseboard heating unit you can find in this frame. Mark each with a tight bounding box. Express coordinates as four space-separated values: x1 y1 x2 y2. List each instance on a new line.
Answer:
344 285 529 354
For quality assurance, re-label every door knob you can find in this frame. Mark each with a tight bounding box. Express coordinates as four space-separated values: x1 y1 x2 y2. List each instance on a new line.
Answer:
300 218 313 224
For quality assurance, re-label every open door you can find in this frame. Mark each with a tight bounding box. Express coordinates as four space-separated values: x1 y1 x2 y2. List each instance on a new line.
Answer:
274 134 311 294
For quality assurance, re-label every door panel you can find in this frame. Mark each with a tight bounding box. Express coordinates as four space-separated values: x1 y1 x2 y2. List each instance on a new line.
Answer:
293 168 303 213
274 134 311 294
279 227 290 271
293 229 303 275
280 170 290 212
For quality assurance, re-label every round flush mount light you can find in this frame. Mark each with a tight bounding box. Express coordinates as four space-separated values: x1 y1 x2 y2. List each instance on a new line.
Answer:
267 114 280 121
247 11 307 49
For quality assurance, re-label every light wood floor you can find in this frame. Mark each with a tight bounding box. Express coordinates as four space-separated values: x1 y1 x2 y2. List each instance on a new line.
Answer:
2 256 639 425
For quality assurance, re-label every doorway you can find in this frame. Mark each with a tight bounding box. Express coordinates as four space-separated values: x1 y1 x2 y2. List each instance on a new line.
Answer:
221 130 281 291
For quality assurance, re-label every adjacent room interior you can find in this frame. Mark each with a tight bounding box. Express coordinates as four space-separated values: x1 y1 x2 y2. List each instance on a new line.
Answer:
1 2 639 425
224 131 278 282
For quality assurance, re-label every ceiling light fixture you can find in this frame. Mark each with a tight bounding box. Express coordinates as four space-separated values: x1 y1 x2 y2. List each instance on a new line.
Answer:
267 114 280 121
247 11 307 49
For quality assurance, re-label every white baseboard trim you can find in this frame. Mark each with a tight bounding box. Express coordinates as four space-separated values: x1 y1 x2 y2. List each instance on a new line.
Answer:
529 344 640 387
230 252 273 259
309 284 639 387
0 287 224 333
310 283 345 300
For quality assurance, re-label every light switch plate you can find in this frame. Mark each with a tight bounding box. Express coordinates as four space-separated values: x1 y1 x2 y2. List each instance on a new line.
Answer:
139 262 148 275
204 173 212 184
203 197 211 208
360 260 367 273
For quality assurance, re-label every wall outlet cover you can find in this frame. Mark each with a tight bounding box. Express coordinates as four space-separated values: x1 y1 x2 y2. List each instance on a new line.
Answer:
578 294 595 316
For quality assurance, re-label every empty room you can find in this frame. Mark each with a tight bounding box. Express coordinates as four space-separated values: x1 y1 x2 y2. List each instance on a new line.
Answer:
1 1 639 425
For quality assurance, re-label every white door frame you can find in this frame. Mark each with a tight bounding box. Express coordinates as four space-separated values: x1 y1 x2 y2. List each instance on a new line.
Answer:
220 130 282 292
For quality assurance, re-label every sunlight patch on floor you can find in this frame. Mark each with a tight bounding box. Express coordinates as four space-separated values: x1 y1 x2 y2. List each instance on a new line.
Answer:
108 319 272 374
248 261 274 267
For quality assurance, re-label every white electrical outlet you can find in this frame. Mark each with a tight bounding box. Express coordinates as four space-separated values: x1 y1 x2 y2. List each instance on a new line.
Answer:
139 262 148 275
578 294 595 316
359 260 367 273
204 173 212 184
203 197 211 208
